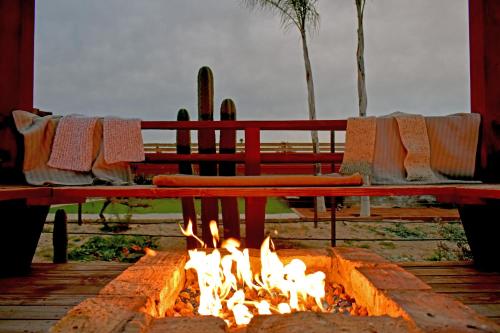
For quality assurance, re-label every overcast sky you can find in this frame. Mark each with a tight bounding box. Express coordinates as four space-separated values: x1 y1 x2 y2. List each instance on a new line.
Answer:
34 0 470 142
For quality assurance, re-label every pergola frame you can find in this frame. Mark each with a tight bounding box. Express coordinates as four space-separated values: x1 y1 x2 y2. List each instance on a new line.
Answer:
0 1 499 274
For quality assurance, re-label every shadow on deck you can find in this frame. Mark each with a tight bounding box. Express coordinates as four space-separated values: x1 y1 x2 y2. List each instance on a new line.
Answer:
0 261 498 332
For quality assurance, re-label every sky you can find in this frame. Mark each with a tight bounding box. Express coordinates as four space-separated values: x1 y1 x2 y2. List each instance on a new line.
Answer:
34 0 470 142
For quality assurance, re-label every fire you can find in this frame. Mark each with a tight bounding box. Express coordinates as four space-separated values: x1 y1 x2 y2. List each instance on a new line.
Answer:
179 220 330 327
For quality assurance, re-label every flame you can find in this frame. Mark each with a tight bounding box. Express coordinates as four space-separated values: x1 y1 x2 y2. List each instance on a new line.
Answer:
180 220 205 248
209 220 219 248
182 225 328 327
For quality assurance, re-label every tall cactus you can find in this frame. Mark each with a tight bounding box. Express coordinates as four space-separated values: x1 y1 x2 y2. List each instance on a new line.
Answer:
176 108 198 249
220 99 240 239
197 66 219 245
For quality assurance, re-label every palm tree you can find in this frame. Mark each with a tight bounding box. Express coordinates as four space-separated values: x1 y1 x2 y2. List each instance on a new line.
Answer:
355 0 370 216
244 0 326 212
356 0 367 117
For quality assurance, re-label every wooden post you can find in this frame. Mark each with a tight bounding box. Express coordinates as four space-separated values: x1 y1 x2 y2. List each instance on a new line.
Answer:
459 0 500 270
0 201 49 276
330 197 337 247
176 109 198 249
244 127 266 248
469 0 500 183
0 0 35 182
0 0 51 276
330 130 337 247
458 203 500 271
220 99 240 240
53 209 68 263
197 67 219 246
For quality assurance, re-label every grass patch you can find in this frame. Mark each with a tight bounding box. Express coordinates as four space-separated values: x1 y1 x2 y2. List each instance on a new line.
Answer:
68 235 157 262
383 223 427 239
427 222 472 261
50 197 291 215
379 241 396 249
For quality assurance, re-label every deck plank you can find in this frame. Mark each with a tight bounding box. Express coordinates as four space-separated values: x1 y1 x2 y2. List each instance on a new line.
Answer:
401 261 500 322
0 261 499 332
0 262 130 333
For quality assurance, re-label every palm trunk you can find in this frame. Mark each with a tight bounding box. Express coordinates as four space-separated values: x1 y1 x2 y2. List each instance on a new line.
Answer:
356 0 370 217
356 0 368 117
301 30 326 213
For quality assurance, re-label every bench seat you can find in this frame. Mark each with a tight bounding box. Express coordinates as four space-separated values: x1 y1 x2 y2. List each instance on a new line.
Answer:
2 183 499 204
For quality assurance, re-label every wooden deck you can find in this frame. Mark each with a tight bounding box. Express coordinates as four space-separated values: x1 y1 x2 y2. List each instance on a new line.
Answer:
401 261 500 326
0 261 498 332
0 262 131 333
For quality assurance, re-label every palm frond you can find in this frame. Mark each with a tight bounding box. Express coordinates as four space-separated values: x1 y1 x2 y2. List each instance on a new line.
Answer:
243 0 319 34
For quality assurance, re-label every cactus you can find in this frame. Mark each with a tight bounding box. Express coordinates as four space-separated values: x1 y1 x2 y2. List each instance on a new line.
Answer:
197 66 219 245
176 108 198 249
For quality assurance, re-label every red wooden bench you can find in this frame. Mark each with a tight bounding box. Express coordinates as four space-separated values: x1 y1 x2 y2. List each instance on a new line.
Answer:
1 119 500 275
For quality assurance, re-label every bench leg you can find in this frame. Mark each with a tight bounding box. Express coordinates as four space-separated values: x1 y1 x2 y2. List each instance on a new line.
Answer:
181 197 198 249
331 197 337 247
53 209 68 263
0 200 49 276
458 202 500 272
245 197 266 248
221 197 240 240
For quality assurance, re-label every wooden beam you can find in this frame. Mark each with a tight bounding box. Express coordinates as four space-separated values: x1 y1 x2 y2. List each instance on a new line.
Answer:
469 0 500 182
0 0 35 182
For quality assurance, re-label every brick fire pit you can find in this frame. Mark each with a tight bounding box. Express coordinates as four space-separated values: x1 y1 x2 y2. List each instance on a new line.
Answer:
50 248 498 333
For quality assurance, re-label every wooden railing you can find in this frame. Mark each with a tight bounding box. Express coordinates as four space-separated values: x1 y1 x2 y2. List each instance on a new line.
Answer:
135 120 347 177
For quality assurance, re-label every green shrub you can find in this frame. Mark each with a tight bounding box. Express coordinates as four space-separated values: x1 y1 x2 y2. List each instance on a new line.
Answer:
68 235 157 262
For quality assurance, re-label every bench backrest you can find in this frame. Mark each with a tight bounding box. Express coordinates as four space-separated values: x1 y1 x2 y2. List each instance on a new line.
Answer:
133 120 347 179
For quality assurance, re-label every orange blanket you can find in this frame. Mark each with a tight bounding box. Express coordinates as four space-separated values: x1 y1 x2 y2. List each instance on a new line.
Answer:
153 174 363 187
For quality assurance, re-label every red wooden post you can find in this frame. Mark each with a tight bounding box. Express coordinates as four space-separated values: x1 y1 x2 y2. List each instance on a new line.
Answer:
330 130 337 246
220 100 240 240
0 0 35 182
469 0 500 182
244 127 266 248
457 0 500 271
0 0 51 276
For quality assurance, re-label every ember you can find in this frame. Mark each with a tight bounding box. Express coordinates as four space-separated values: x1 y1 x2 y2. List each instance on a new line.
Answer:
167 221 367 328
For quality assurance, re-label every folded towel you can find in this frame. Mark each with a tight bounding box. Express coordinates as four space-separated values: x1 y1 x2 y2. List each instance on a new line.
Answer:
48 115 98 172
339 117 376 176
153 174 363 187
394 113 437 182
103 118 145 164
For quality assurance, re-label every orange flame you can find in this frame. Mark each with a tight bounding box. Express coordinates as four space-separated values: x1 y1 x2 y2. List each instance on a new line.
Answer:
182 224 328 327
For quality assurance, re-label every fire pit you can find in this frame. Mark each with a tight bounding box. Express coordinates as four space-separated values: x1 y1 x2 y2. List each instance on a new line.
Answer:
50 227 498 333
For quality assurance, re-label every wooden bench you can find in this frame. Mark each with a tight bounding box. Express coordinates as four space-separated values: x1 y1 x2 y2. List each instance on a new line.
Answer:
1 119 500 275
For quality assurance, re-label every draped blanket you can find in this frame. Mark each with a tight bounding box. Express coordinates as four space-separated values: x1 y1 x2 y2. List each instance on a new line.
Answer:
13 110 145 186
340 112 481 184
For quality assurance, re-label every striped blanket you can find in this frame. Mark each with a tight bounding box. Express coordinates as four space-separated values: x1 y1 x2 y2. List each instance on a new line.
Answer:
13 110 141 186
341 112 481 184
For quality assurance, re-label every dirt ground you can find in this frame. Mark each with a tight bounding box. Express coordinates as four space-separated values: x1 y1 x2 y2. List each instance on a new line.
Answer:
34 205 467 264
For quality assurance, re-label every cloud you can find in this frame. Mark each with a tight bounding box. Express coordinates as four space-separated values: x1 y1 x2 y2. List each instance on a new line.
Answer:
34 0 469 141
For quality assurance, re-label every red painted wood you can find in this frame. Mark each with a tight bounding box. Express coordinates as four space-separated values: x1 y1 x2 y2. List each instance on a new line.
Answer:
469 0 500 182
0 0 35 181
133 163 335 177
244 128 266 248
0 186 51 202
220 100 240 240
141 120 347 131
47 184 490 203
145 152 343 163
